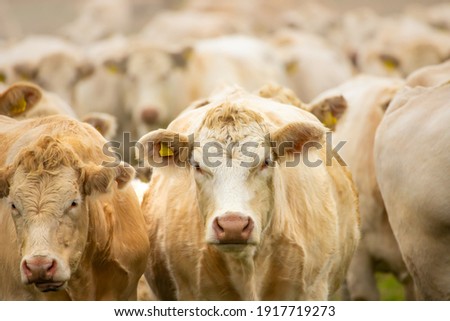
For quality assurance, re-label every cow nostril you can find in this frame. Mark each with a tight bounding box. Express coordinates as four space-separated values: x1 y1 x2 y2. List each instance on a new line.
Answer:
22 260 32 277
213 217 224 232
47 259 57 275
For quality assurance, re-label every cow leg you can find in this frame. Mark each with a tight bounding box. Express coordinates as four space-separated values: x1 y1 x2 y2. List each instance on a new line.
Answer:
346 245 379 300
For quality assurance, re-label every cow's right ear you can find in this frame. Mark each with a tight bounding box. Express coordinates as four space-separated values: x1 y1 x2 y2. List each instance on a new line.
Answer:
138 129 191 168
0 166 12 198
0 83 42 117
270 121 325 157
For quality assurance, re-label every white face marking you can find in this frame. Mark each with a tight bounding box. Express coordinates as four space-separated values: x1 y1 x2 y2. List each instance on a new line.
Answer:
191 135 274 246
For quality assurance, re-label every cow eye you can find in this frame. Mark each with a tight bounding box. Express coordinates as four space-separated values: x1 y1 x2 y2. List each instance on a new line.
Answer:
193 163 201 171
71 201 78 208
11 203 16 210
262 158 273 169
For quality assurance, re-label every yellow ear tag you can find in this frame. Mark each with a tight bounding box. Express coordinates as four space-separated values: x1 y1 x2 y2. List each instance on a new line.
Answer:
323 111 337 129
383 59 397 72
11 96 27 115
0 73 6 83
106 64 119 74
159 143 174 157
285 60 298 75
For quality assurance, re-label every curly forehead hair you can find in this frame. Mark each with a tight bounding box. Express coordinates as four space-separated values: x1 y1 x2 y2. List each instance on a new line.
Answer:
12 135 82 174
199 102 268 142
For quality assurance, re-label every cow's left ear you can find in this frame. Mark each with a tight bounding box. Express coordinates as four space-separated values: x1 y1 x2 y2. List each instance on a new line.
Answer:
270 121 325 156
308 95 347 130
0 166 13 198
81 112 118 140
169 47 193 69
82 162 135 195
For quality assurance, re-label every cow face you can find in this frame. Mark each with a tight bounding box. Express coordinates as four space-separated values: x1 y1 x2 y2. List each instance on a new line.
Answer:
0 136 133 292
124 47 191 138
139 104 324 254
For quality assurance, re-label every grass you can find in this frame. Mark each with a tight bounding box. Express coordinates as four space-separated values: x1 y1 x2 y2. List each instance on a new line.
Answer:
376 273 405 301
332 272 405 301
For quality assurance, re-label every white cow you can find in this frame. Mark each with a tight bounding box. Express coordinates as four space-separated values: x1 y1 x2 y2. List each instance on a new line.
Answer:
270 29 354 102
357 17 450 77
311 75 415 300
123 35 289 138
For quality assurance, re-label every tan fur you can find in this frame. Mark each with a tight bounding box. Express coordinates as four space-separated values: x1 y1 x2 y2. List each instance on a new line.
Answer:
0 115 149 300
140 86 359 300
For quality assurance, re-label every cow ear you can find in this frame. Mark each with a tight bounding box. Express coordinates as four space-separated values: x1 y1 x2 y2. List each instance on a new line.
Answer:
81 112 118 139
103 57 128 74
308 95 347 130
77 61 95 80
257 83 303 107
0 83 42 117
169 47 193 69
14 63 38 81
83 162 135 195
270 121 325 156
137 129 190 168
0 166 12 198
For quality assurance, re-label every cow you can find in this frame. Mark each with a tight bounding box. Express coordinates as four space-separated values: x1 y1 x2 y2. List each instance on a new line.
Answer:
406 2 450 31
60 0 132 45
270 29 354 102
73 35 130 140
357 17 450 77
138 85 360 300
374 81 450 300
0 82 117 140
0 115 149 300
122 35 289 139
310 75 415 300
139 9 250 47
0 35 93 102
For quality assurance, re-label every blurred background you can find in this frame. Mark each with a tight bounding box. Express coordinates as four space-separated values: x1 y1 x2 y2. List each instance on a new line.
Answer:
0 0 445 36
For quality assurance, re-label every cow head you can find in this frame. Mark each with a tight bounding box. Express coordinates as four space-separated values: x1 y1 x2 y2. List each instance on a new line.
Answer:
0 136 134 292
123 46 192 137
139 103 324 254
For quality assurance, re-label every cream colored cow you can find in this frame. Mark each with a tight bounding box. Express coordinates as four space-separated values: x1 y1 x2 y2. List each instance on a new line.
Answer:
139 86 360 300
0 82 117 139
406 60 450 88
311 75 415 300
123 35 289 138
0 115 149 300
375 81 450 300
270 29 354 102
357 17 450 78
0 36 92 102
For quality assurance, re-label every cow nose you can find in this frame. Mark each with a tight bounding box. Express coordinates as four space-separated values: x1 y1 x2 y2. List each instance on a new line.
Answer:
213 213 254 244
141 107 159 125
22 256 57 283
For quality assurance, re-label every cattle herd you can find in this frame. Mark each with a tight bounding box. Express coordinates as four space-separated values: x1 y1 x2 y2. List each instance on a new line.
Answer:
0 0 449 301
